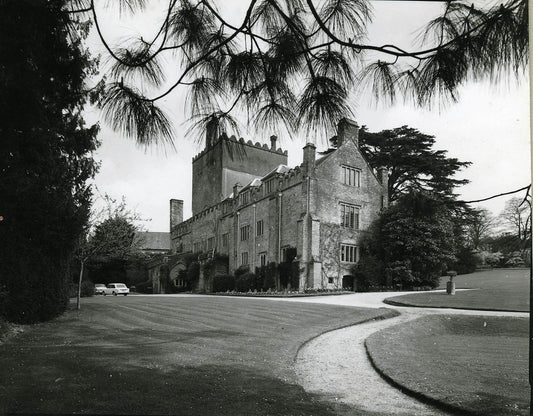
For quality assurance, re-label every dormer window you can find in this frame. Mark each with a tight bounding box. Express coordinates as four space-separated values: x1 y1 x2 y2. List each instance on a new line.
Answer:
342 165 360 187
264 179 273 194
240 191 249 205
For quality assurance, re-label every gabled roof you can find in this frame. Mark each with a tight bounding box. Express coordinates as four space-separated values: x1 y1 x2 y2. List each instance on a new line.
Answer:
133 232 170 251
240 178 263 192
315 150 335 167
261 164 290 180
238 164 290 192
315 138 384 185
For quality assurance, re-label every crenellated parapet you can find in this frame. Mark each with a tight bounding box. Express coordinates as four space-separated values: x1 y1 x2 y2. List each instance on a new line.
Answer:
192 134 287 162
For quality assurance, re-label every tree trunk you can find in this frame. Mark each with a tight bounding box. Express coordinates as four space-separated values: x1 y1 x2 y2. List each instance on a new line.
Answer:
77 260 84 310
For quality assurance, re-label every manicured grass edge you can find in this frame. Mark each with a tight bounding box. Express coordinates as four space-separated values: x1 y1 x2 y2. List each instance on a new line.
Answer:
208 291 355 298
364 338 481 416
0 319 24 345
293 308 401 365
382 297 526 313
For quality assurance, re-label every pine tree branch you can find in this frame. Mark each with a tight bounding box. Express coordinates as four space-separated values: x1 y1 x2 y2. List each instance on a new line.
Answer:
149 0 259 102
306 0 523 60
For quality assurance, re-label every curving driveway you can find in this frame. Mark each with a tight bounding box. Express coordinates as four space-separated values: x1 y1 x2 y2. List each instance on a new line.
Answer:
275 291 528 415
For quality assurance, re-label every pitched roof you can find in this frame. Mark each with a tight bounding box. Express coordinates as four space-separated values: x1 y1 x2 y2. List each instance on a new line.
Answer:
315 148 336 166
133 232 170 251
261 164 290 180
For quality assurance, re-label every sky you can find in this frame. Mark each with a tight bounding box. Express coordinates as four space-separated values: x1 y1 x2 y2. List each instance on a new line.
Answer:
85 0 531 232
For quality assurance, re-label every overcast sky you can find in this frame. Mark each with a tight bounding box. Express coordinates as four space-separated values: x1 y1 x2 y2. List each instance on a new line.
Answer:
85 1 531 232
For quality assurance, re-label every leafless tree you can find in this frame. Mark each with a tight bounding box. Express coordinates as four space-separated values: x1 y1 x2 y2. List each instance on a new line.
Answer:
501 195 531 242
466 208 495 249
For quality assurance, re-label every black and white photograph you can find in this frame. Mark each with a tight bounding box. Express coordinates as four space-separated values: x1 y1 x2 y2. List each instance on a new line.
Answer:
0 0 530 414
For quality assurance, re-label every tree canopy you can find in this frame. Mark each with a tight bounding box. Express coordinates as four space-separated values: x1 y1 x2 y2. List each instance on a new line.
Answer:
0 0 100 323
358 125 470 202
357 191 457 289
67 0 528 146
77 194 145 276
463 208 494 250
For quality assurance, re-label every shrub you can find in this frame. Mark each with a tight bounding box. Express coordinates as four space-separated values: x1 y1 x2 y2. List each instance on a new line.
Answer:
235 270 257 292
352 255 386 291
2 255 70 324
255 263 278 291
484 251 504 267
505 254 526 268
135 280 153 294
80 280 94 297
451 247 478 275
186 261 200 287
278 261 299 290
385 260 415 289
212 274 235 292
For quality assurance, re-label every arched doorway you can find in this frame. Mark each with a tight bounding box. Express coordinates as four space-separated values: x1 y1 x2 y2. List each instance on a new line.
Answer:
169 262 186 291
342 275 356 291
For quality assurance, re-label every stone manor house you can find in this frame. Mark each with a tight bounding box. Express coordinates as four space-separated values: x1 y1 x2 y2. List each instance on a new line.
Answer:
151 118 388 293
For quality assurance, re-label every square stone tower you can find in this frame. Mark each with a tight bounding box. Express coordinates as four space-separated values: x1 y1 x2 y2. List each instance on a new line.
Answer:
191 128 287 214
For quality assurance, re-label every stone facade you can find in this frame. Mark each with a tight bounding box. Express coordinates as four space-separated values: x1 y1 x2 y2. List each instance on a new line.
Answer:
169 119 388 292
192 130 287 214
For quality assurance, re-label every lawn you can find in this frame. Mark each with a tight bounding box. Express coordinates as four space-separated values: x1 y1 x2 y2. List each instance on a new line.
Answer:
0 295 395 415
365 315 530 416
384 268 530 312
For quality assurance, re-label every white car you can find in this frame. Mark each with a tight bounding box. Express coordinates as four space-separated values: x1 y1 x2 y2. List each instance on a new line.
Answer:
103 283 130 296
94 284 106 295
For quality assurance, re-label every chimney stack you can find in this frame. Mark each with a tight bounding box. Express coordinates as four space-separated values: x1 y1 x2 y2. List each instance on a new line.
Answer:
302 143 316 177
337 118 359 147
232 183 242 198
170 199 183 231
270 135 277 150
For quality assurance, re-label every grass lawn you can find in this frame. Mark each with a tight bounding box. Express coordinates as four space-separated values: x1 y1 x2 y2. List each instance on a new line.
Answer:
365 315 530 416
0 295 395 415
385 268 530 312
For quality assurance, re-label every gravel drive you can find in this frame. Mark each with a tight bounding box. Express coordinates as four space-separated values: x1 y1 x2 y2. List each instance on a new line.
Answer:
285 292 528 416
295 312 450 415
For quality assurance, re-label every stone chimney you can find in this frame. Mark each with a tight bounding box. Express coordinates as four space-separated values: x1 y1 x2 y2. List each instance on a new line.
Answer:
337 118 359 147
232 183 242 198
270 135 277 150
170 199 183 231
302 143 316 177
205 117 219 149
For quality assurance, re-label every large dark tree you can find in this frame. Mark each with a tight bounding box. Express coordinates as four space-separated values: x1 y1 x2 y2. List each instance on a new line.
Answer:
68 0 527 145
0 0 99 323
357 191 457 290
358 125 470 202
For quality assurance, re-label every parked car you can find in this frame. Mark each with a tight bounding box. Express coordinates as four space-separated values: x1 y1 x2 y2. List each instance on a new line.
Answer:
94 284 106 295
103 283 130 296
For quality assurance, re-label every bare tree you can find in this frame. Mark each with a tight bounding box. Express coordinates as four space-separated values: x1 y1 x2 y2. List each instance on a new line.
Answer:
466 208 495 249
65 0 528 146
501 195 531 242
